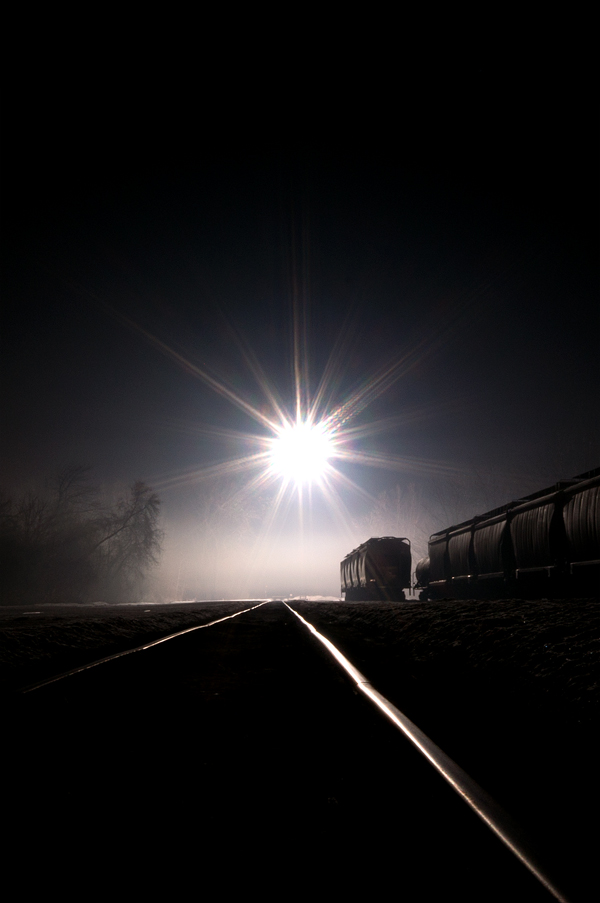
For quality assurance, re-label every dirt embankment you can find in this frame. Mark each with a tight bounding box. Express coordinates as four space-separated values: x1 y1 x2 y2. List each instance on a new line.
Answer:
0 602 252 693
295 597 600 730
1 596 598 890
2 598 597 746
293 596 600 847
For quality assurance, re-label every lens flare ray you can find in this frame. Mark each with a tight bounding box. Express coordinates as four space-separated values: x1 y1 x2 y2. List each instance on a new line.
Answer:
92 282 472 559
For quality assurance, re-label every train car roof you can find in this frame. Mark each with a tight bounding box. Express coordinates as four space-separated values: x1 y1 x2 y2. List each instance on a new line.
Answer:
429 467 600 539
341 536 410 560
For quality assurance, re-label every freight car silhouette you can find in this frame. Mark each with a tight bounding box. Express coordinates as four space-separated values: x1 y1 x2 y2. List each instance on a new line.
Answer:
415 468 600 600
341 536 412 601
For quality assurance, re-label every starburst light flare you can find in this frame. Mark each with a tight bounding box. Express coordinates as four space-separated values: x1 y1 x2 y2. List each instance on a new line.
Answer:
109 294 463 515
268 419 335 485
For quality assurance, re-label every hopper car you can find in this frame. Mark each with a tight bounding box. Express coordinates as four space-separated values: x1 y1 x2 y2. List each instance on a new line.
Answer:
341 536 411 601
415 468 600 600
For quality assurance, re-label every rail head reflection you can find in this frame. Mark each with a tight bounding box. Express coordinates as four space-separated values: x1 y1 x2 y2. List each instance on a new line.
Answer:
284 601 572 903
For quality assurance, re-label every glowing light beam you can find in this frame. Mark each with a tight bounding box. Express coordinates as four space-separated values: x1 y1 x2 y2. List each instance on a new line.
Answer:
268 420 335 485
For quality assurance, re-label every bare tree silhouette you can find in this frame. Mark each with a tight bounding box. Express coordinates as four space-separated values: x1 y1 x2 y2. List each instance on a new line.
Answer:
0 467 163 604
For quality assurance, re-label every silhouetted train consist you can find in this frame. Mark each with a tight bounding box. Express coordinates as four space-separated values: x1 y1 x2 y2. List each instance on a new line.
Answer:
341 469 600 601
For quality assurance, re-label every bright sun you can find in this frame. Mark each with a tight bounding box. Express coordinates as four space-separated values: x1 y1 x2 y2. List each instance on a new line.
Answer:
269 420 334 484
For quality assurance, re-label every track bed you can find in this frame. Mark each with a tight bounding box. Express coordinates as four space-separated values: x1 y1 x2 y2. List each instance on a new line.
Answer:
6 600 594 899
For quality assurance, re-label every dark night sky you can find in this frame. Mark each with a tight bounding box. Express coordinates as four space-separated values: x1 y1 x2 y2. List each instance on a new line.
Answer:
1 49 598 596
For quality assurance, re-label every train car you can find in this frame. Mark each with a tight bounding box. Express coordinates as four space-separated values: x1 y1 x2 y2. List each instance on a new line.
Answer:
415 468 600 600
562 473 600 595
341 536 411 601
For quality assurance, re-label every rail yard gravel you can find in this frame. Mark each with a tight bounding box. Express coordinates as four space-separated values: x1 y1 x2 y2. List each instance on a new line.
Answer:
2 596 598 900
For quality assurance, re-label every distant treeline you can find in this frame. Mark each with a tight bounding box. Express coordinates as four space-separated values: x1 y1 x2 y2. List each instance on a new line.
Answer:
0 466 163 605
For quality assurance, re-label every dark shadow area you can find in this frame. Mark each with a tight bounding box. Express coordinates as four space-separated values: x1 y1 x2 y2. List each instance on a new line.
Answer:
4 603 566 899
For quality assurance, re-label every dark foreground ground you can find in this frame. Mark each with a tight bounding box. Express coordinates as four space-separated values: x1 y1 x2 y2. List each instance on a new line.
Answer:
1 597 598 901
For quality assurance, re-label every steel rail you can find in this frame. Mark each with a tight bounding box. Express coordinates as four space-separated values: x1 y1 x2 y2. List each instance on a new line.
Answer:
21 600 269 693
284 602 571 903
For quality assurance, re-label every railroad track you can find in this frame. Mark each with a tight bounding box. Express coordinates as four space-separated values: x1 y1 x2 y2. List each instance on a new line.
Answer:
19 600 270 692
6 602 586 901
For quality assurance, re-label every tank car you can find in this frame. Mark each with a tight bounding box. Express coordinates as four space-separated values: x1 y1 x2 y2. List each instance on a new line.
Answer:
415 468 599 600
341 536 411 601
